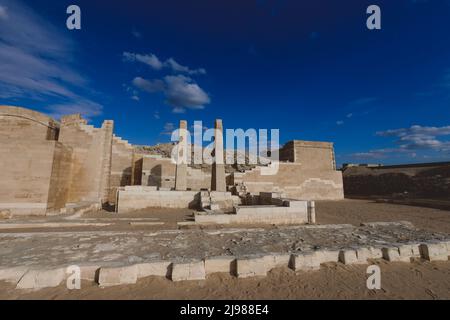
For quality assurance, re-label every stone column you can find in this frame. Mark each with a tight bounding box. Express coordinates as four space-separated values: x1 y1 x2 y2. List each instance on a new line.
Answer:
175 120 188 191
99 120 114 205
211 119 227 192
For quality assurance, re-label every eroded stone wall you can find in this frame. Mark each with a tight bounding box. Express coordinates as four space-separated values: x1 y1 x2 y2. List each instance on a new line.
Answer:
55 114 114 205
141 155 212 190
280 140 336 170
233 163 344 200
0 106 69 215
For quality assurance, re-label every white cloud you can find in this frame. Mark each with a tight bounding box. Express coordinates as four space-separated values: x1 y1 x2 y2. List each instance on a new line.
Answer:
0 0 102 118
336 120 344 126
351 125 450 160
376 125 450 151
123 52 164 70
165 58 206 75
131 95 140 101
164 75 210 111
131 75 210 113
132 77 165 93
123 51 206 75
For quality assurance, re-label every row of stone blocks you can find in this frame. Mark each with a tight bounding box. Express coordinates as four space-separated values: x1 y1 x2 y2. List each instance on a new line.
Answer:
3 241 449 290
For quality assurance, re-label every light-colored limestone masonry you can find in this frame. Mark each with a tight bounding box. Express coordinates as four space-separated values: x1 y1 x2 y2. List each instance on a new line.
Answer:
0 105 344 216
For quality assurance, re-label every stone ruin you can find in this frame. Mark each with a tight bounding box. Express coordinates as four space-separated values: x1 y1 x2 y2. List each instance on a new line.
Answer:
0 105 344 223
1 105 450 291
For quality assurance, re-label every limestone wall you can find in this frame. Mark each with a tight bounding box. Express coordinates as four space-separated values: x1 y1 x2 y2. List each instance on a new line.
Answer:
0 106 69 215
234 163 344 200
46 143 73 211
109 135 134 203
58 116 114 204
0 105 59 141
117 188 200 212
280 140 336 170
141 156 212 190
0 139 58 215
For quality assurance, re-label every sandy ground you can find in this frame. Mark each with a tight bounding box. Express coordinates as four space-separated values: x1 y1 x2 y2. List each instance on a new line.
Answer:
316 199 450 233
1 199 449 300
1 260 449 300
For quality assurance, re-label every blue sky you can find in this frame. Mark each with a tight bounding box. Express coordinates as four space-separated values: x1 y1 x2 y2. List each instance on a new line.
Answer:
1 0 450 166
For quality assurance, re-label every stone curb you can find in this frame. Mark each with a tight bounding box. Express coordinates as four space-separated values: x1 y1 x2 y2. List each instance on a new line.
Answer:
4 240 449 290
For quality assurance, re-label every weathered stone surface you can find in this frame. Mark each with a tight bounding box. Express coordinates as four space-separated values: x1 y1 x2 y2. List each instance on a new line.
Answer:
339 249 360 265
398 244 421 260
79 265 101 281
263 253 291 270
356 247 379 263
316 249 340 263
204 256 235 275
136 261 171 278
291 252 321 271
98 265 138 287
16 268 66 289
171 261 206 281
382 247 406 262
0 267 28 284
236 256 267 278
420 242 449 261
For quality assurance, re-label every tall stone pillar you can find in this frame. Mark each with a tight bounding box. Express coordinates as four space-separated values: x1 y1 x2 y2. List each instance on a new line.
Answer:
212 119 227 192
175 120 188 191
99 120 114 205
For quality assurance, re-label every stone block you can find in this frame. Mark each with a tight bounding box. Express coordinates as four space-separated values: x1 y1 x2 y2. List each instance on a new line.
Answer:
79 265 100 281
136 261 171 278
339 249 360 265
0 267 28 283
316 250 340 263
98 265 138 287
420 242 449 261
263 253 291 270
236 256 267 278
204 256 235 275
171 261 206 281
16 268 66 289
398 244 421 261
291 252 321 271
382 247 406 262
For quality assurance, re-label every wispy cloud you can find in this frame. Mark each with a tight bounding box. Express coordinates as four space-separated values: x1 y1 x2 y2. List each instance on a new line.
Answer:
132 77 165 93
351 125 450 160
377 125 450 151
160 122 176 135
123 52 164 70
0 0 102 119
123 51 206 75
165 58 206 75
132 75 210 113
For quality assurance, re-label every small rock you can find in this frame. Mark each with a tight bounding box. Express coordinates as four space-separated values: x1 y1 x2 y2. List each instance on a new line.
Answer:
0 209 12 220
